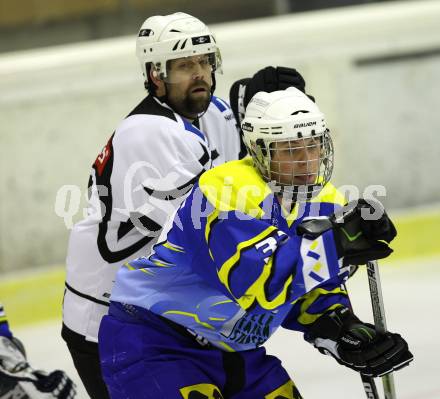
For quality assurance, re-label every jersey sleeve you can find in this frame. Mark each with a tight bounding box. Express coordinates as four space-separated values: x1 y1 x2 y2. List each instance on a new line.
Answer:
280 278 351 334
110 118 210 231
280 185 351 334
218 99 247 160
202 208 346 313
0 303 12 338
205 96 246 161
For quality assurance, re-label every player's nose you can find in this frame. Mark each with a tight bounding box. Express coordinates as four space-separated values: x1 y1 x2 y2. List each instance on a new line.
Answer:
191 64 206 80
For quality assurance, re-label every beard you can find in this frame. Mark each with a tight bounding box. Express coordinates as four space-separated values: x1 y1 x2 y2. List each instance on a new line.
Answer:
166 81 211 119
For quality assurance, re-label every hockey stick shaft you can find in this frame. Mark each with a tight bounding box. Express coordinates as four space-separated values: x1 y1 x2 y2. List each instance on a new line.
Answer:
361 374 380 399
343 277 380 399
366 260 397 399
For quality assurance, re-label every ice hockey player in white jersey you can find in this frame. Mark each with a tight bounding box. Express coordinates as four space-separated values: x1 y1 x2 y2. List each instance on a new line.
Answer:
0 303 76 399
61 12 243 399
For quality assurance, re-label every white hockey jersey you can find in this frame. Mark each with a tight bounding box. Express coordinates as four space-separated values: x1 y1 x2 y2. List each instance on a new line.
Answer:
62 95 242 342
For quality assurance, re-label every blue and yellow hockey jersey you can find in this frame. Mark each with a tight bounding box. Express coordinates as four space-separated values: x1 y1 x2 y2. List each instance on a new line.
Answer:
110 158 351 351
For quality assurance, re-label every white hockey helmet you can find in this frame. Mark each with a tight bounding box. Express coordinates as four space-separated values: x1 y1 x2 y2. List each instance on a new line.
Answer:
242 87 334 200
136 12 222 82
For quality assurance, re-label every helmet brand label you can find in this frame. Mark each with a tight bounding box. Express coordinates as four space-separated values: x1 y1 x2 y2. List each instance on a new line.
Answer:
252 98 270 107
192 35 211 45
294 121 316 128
242 122 254 132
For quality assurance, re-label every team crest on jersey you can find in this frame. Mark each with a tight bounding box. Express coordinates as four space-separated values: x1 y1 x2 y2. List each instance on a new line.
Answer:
179 383 223 399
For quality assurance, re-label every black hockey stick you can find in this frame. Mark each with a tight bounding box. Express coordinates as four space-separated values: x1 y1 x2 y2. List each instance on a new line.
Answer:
361 374 380 399
365 260 397 399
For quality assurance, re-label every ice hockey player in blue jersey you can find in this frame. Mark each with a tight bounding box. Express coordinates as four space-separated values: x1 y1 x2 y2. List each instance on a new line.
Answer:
98 88 413 398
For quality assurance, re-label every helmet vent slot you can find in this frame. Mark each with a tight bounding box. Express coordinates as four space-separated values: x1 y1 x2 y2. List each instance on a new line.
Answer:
172 40 180 51
291 110 309 115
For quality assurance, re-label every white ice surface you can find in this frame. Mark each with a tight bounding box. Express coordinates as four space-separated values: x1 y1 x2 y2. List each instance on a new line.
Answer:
15 257 440 399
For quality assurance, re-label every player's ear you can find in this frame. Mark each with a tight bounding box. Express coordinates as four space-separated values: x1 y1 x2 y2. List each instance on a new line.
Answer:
149 67 161 86
148 65 166 96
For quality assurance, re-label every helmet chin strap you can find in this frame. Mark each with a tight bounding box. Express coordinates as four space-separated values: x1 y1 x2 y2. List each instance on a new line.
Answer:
156 86 169 107
210 72 216 95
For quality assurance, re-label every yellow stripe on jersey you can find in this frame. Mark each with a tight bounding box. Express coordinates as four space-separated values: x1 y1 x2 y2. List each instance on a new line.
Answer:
205 208 220 244
151 259 174 267
163 241 185 253
216 341 235 352
286 203 300 228
199 158 271 218
211 299 234 307
141 269 155 276
216 225 292 310
236 257 293 311
205 208 221 260
295 286 348 325
123 262 155 276
0 316 7 323
123 262 135 270
162 310 215 330
217 225 277 296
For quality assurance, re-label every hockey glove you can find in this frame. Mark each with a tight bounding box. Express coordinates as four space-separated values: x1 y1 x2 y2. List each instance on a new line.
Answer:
229 66 313 126
305 307 413 377
297 198 397 265
0 335 76 398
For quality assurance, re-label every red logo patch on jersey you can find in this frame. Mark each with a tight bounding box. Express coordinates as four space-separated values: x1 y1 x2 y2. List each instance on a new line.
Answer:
94 138 112 176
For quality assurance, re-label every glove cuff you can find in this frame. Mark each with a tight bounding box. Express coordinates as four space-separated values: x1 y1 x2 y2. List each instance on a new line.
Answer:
296 217 333 239
307 307 360 342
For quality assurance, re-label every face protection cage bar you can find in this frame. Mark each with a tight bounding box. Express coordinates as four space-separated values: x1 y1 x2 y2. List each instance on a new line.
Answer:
247 129 334 201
